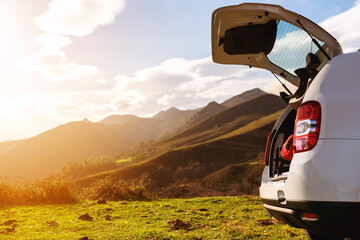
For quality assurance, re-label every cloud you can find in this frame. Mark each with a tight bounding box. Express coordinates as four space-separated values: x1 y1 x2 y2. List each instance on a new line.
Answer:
21 0 127 82
112 57 273 114
49 1 360 118
321 1 360 53
34 0 126 37
19 50 99 81
157 93 176 106
34 33 72 49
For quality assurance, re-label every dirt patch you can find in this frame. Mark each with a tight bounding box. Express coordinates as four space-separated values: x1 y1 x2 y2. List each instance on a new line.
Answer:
97 200 107 204
257 218 279 226
78 213 93 221
168 219 193 230
46 221 58 227
3 220 17 226
79 237 93 240
198 208 208 212
0 227 15 234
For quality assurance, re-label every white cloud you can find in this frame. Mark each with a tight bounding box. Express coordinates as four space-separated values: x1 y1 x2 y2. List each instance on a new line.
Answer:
112 57 272 114
34 0 126 37
321 1 360 53
19 50 99 81
157 93 176 106
96 78 107 84
21 0 126 82
34 33 72 49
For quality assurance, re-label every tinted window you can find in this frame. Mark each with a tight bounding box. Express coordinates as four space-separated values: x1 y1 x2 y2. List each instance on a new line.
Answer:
223 20 277 55
267 20 324 75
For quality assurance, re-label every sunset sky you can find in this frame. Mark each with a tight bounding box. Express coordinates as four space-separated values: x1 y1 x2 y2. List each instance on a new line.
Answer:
1 0 359 141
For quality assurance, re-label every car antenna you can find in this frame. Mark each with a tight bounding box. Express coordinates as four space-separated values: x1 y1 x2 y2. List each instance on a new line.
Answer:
296 19 331 61
272 72 293 95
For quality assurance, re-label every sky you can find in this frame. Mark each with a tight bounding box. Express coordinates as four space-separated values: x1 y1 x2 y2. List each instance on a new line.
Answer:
0 0 359 141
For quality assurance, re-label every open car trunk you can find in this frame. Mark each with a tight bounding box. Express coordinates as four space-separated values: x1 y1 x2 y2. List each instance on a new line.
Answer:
211 3 342 108
211 3 343 179
267 106 297 179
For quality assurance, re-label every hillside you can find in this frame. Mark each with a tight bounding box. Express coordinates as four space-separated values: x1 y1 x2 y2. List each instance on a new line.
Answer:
174 101 226 133
117 120 274 189
0 88 283 187
75 109 284 197
0 139 25 156
153 88 266 138
0 119 162 179
153 107 199 137
100 114 159 127
221 88 266 108
74 94 285 195
112 93 285 169
166 94 286 148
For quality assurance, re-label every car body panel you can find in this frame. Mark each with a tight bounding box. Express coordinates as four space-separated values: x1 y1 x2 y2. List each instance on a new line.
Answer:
260 138 360 202
303 52 360 139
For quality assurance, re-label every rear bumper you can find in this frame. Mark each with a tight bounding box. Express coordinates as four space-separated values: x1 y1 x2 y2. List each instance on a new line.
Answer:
262 198 360 238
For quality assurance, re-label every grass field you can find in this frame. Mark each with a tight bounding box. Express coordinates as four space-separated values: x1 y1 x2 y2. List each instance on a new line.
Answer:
0 196 307 239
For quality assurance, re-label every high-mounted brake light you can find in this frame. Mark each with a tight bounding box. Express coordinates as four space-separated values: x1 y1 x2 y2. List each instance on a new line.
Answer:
294 101 321 153
264 132 273 166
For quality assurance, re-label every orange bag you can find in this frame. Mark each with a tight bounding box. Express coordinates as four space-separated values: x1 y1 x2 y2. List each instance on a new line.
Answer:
281 134 294 162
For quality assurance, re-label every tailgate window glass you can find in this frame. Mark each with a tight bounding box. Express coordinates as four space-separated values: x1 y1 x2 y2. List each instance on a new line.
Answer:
267 20 324 75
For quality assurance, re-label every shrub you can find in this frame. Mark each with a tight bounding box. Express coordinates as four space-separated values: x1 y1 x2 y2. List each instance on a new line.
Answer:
61 155 118 179
27 178 77 204
81 176 149 201
0 177 77 205
0 182 13 205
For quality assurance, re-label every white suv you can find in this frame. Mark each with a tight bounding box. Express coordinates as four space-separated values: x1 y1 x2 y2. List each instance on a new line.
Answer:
212 3 360 240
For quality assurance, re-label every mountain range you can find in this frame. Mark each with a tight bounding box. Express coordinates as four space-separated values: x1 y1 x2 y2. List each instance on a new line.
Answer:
0 87 286 192
75 93 286 197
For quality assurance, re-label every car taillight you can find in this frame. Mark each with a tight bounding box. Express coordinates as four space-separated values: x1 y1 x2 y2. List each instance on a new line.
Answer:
294 101 321 153
264 132 273 166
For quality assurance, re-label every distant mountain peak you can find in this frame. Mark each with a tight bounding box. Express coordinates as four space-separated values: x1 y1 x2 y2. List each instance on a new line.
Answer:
207 101 219 106
167 107 181 112
221 88 266 108
153 107 182 120
178 101 226 131
99 114 143 125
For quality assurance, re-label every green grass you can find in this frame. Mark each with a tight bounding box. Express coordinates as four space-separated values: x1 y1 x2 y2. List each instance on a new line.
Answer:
115 157 132 164
0 196 306 239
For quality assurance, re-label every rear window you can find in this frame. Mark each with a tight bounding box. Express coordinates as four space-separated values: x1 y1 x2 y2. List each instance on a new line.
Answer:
267 20 324 75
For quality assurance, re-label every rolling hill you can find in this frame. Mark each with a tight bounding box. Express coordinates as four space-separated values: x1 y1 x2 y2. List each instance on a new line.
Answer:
0 117 162 179
153 107 199 138
75 110 283 195
221 88 266 108
153 88 265 138
75 94 286 197
165 94 286 148
0 88 286 191
0 139 25 156
173 101 226 133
